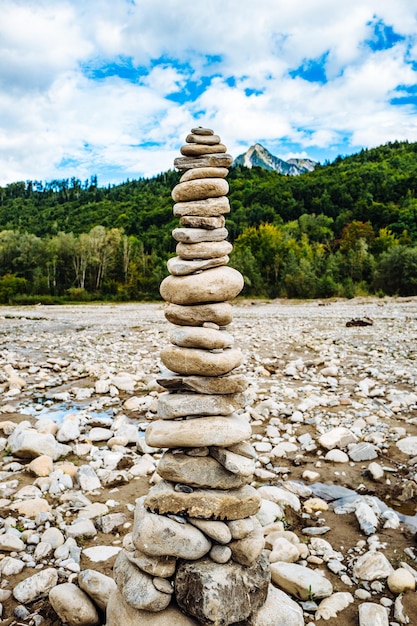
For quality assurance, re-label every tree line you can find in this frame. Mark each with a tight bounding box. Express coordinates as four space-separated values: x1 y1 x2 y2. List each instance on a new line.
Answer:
0 140 417 303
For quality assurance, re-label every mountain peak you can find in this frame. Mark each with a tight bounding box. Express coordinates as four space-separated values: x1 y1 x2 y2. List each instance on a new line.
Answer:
234 144 316 175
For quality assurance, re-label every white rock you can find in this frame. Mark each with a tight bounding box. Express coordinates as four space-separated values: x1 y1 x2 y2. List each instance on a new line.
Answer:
270 562 333 600
13 568 58 603
0 533 25 552
8 426 70 460
368 462 384 480
353 551 394 581
355 500 379 535
49 583 100 626
83 546 122 562
256 499 284 527
358 602 389 626
88 427 113 441
78 569 117 611
57 414 81 442
315 592 354 620
325 449 349 463
77 465 101 491
0 556 25 576
396 436 417 456
319 427 357 450
251 584 304 626
257 486 301 511
387 568 416 593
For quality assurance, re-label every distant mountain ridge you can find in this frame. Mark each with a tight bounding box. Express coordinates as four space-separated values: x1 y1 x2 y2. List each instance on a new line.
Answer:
234 143 317 175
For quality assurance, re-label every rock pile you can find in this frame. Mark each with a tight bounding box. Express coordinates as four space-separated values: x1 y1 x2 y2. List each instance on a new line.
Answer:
106 128 270 625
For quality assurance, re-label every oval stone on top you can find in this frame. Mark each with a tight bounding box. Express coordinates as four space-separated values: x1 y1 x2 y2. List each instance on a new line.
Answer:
160 266 244 305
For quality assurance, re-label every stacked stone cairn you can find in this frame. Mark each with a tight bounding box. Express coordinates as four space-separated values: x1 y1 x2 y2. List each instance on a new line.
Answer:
106 128 270 626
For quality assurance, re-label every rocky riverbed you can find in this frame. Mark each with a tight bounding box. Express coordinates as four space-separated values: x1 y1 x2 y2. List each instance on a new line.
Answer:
0 298 416 626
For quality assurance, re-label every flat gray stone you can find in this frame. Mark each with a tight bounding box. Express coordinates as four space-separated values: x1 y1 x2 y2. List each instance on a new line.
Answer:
167 255 229 276
145 414 251 449
176 240 233 260
174 153 234 171
156 374 247 395
144 480 261 521
169 326 234 350
179 215 226 229
157 391 242 418
164 302 233 327
180 143 226 156
185 134 221 145
157 452 249 489
210 446 255 476
173 196 230 217
348 442 378 461
172 227 228 243
160 346 243 376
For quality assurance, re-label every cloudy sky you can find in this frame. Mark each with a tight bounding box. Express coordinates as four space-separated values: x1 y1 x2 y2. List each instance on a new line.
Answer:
1 0 417 187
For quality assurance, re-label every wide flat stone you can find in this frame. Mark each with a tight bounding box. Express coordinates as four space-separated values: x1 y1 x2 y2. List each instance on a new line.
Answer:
144 480 261 520
157 374 247 394
180 167 228 183
113 551 171 612
132 497 211 559
210 446 256 477
157 392 243 419
172 178 229 203
157 452 250 489
179 214 226 229
169 326 234 350
174 153 234 170
175 554 270 625
185 134 221 145
160 346 243 376
180 143 227 156
173 196 230 216
172 227 228 243
176 240 233 260
145 414 251 449
270 562 333 600
164 302 233 327
318 427 358 450
167 255 229 276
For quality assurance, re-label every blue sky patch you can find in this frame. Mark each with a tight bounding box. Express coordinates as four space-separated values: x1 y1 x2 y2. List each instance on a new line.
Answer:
365 17 405 51
289 53 329 83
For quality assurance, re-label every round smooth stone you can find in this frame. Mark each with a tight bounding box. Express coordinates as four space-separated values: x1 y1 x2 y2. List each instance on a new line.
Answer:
210 545 232 564
180 167 228 183
180 215 225 229
167 255 229 276
164 302 233 326
174 197 230 217
186 133 220 144
172 179 229 203
180 143 227 157
176 240 233 259
174 153 234 170
160 266 244 305
191 127 213 135
160 345 243 376
170 326 234 349
172 227 228 244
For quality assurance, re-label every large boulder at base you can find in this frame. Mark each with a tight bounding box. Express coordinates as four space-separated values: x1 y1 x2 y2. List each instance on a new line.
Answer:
175 554 270 626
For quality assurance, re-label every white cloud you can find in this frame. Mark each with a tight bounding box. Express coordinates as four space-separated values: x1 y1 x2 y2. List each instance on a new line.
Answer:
0 0 417 184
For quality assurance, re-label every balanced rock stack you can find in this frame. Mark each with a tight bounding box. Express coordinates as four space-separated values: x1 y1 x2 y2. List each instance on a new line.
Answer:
106 128 270 626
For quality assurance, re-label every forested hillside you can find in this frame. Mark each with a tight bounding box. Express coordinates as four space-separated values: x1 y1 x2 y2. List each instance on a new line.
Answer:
1 140 417 303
